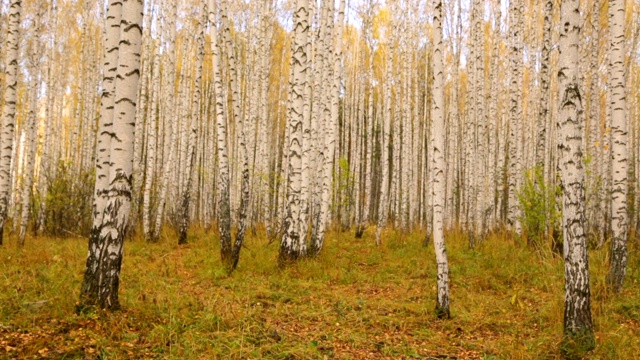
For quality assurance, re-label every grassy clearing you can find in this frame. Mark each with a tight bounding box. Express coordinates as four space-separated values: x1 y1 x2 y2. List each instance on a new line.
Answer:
0 227 638 359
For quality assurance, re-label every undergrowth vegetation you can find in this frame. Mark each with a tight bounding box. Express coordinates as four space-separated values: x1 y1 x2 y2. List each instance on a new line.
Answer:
0 228 638 359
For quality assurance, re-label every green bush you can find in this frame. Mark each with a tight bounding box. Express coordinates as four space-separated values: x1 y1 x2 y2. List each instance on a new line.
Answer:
37 161 94 238
518 166 561 251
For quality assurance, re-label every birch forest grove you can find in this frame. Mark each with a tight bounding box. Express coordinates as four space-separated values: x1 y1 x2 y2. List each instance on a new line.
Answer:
1 0 640 358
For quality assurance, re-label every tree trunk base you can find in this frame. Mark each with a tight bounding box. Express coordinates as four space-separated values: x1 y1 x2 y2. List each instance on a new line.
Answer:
560 329 595 360
221 248 240 274
178 230 188 245
423 232 432 247
277 250 299 268
435 304 450 319
375 227 382 246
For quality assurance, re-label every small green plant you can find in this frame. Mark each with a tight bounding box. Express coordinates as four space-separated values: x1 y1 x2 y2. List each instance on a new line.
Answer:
518 166 561 252
332 156 355 229
35 161 94 238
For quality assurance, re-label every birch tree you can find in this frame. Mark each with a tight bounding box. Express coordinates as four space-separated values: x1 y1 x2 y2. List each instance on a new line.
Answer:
557 0 595 350
220 0 250 267
279 0 309 265
80 0 143 310
537 0 552 169
432 0 450 319
311 0 345 255
375 2 395 246
151 0 177 242
18 3 43 247
142 51 159 242
0 0 21 246
606 0 629 293
508 0 523 234
208 0 246 272
178 7 205 245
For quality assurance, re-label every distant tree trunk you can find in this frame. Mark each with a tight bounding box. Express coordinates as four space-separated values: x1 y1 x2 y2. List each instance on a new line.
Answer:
487 0 501 226
310 0 344 255
259 5 274 234
432 0 450 319
220 0 250 266
472 0 486 241
375 2 395 246
209 0 232 271
131 2 153 231
151 0 177 242
142 52 159 242
557 0 595 349
38 0 58 235
363 4 375 234
19 5 42 246
80 0 143 310
0 0 21 246
606 0 629 293
298 0 313 255
537 0 552 169
588 0 603 247
508 0 523 235
178 7 205 245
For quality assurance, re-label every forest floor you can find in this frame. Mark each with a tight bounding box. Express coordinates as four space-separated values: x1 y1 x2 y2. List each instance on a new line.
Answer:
0 226 639 359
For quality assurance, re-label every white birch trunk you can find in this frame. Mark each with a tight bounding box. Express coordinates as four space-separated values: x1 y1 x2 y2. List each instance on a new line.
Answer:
606 0 629 293
220 0 250 263
0 0 21 245
142 52 159 241
375 4 395 246
19 7 42 246
432 0 450 319
487 0 501 226
178 8 205 245
81 0 143 310
279 0 310 264
557 0 595 347
38 0 58 234
507 0 523 234
151 0 178 241
208 0 237 272
311 0 344 255
298 1 314 254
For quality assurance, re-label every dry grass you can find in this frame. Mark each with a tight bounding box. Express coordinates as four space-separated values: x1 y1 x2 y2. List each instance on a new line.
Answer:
0 226 638 359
